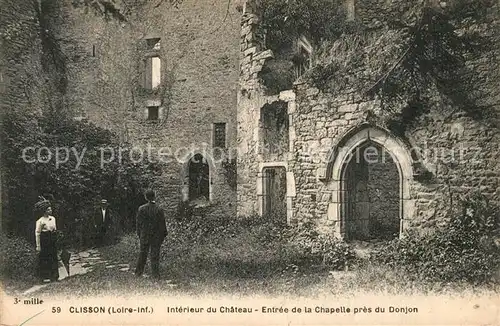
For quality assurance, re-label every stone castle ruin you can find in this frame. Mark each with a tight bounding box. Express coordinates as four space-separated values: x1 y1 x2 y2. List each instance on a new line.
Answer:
236 0 500 240
1 0 499 241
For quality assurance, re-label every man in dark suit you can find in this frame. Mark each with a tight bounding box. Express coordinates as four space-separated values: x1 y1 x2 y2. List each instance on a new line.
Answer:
134 189 167 279
94 199 112 247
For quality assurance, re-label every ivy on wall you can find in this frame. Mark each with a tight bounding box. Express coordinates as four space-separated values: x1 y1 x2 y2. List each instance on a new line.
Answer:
258 0 496 129
365 0 495 133
256 0 360 95
222 158 237 190
71 0 184 22
34 0 69 117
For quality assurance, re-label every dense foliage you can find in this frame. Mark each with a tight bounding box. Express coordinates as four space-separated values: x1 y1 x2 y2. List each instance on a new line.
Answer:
259 0 348 52
281 221 355 270
165 213 355 272
1 109 162 245
367 1 495 132
371 193 500 284
0 236 38 286
258 0 495 126
257 0 349 94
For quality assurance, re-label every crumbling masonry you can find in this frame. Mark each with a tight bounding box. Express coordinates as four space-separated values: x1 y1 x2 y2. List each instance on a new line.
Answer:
1 0 499 240
236 0 500 240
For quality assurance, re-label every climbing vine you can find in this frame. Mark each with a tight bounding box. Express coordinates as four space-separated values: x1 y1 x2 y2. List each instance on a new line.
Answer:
259 0 495 130
222 158 237 190
256 0 355 95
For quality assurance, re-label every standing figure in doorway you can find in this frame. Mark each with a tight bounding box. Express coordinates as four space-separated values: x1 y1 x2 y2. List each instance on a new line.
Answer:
34 198 59 283
93 198 112 247
135 189 167 280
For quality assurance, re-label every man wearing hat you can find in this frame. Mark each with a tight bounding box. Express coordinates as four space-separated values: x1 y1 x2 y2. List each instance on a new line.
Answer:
93 198 113 247
135 189 167 280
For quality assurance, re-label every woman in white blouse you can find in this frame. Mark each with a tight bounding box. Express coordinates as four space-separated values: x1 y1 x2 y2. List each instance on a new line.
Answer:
35 199 59 282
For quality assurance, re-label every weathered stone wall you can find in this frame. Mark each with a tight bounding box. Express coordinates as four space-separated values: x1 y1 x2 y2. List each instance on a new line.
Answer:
46 0 242 217
237 11 274 217
292 3 500 235
0 0 45 114
0 0 44 230
237 0 500 236
261 101 289 160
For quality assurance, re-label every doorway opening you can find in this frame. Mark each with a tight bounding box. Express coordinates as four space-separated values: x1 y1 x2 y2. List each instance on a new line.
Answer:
342 141 400 241
188 154 210 204
262 167 287 223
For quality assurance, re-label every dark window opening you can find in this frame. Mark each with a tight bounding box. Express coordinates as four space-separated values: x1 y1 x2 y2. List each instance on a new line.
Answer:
295 46 312 78
146 38 161 50
213 123 227 148
188 154 210 203
147 106 159 120
260 101 289 159
295 36 313 78
263 167 287 224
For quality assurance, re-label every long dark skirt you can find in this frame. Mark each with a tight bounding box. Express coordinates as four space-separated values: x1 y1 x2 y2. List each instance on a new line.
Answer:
38 231 59 281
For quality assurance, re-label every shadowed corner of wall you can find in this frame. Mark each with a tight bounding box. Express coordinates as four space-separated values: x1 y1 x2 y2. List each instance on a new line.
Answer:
412 161 434 183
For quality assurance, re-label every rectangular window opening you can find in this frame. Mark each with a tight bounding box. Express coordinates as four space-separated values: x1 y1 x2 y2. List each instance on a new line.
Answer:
346 0 356 21
147 106 159 121
213 123 227 148
295 36 313 78
144 56 161 89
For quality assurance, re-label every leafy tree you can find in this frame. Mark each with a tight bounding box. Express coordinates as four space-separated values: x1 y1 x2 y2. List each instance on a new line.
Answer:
259 0 346 51
258 0 496 127
365 0 495 128
1 109 162 245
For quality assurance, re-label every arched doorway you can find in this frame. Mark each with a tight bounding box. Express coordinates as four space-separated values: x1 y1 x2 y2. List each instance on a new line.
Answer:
342 141 400 240
326 125 414 240
188 154 210 203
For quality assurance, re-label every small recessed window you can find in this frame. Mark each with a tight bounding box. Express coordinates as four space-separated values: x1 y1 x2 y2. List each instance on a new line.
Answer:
295 36 313 78
147 106 159 120
346 0 356 21
144 56 161 89
146 38 161 50
92 45 96 57
213 123 227 148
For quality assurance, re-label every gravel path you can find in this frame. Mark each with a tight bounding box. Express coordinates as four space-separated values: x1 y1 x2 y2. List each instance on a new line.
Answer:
21 248 131 296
